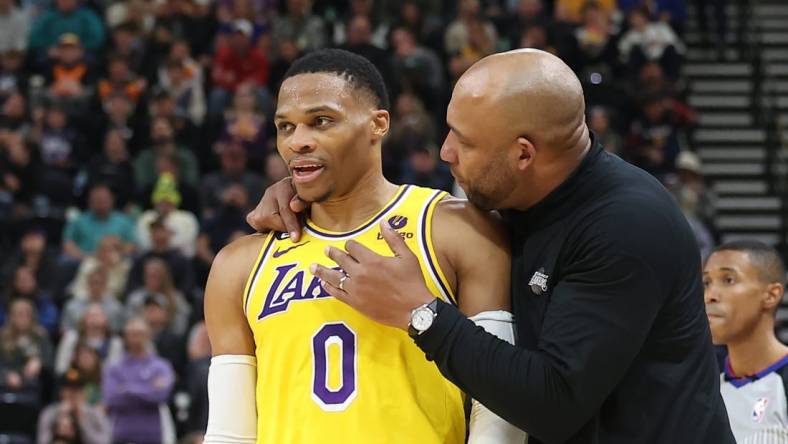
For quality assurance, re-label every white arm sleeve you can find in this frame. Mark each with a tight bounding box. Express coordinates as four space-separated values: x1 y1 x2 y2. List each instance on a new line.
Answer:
204 355 258 444
467 311 529 444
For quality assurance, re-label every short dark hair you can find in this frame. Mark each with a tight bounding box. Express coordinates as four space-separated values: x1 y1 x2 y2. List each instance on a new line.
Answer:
711 240 786 285
281 48 390 111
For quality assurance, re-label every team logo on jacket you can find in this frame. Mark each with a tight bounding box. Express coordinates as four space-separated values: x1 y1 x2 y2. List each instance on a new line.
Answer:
529 268 549 295
752 397 769 423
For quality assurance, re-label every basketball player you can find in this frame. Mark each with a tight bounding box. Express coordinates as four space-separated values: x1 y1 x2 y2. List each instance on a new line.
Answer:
203 49 526 443
704 241 788 443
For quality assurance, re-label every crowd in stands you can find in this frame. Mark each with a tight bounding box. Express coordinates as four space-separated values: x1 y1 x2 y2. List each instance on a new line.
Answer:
0 0 717 442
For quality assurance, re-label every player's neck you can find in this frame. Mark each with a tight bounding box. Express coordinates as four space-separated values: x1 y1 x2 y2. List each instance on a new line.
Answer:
309 172 399 233
727 322 788 376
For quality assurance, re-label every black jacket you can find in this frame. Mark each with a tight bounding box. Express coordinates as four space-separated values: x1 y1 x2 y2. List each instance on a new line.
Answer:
415 137 734 443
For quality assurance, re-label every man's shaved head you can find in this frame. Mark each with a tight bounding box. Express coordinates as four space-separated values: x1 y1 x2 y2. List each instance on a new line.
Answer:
441 49 591 211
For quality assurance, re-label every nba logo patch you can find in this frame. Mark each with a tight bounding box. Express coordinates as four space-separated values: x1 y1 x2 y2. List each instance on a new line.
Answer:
752 397 769 423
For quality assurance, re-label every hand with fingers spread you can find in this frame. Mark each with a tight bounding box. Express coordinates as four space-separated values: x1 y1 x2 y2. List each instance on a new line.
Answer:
245 177 310 242
310 220 436 330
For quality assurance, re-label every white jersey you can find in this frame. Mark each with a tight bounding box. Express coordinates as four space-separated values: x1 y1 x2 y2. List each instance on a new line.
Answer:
720 354 788 444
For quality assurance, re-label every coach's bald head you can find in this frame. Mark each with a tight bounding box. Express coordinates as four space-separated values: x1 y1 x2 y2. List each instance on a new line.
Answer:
441 49 591 211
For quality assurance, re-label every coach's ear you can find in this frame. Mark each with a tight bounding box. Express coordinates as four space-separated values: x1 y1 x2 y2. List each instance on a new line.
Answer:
514 135 536 171
371 109 390 143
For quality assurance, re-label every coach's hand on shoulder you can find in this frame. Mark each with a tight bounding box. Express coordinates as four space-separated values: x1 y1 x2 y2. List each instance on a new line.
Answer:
246 177 309 241
311 220 435 331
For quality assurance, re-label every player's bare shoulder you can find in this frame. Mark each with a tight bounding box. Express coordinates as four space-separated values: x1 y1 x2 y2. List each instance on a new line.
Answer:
432 196 509 253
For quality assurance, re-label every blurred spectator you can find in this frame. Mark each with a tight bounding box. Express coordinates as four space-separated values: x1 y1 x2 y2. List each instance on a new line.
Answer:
68 344 104 405
62 184 136 260
675 150 715 225
143 152 202 214
56 303 124 375
504 0 551 49
70 236 130 299
268 37 302 94
1 228 58 295
126 258 191 336
134 116 200 189
339 15 395 88
158 40 206 125
36 368 111 444
271 0 327 52
654 0 688 36
624 93 684 178
184 322 210 433
445 0 497 55
0 298 53 403
390 0 444 51
140 290 188 376
333 0 388 48
94 93 144 155
0 131 37 217
137 172 200 257
219 83 268 164
384 92 436 180
210 19 270 118
43 34 96 111
0 90 30 130
197 183 252 266
618 7 684 80
568 1 619 80
83 128 137 209
0 0 28 54
97 54 147 106
28 0 105 58
1 265 59 335
588 106 622 155
106 22 150 80
390 27 444 112
62 268 126 333
264 150 289 183
554 0 616 24
102 317 176 444
201 141 265 219
400 145 454 192
147 89 200 152
126 216 195 296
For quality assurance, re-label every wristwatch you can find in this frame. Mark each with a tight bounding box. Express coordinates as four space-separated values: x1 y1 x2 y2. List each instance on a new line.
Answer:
408 298 439 338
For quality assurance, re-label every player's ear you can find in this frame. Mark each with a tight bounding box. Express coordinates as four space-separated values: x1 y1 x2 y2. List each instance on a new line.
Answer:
764 282 784 312
514 136 536 171
370 109 390 143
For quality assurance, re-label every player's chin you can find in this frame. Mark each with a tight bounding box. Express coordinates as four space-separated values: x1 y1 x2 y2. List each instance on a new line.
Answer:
294 182 333 204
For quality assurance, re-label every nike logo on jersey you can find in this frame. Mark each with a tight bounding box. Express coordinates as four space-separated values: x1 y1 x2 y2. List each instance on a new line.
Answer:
272 241 310 258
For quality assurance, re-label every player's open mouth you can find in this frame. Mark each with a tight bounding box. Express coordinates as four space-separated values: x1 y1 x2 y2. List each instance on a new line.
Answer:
292 163 325 183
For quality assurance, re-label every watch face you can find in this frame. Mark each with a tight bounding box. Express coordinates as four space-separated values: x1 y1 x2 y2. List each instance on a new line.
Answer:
412 307 434 331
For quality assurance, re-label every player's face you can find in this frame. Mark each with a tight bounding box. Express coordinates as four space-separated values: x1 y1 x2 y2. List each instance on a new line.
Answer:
441 97 517 211
703 251 767 345
275 73 387 203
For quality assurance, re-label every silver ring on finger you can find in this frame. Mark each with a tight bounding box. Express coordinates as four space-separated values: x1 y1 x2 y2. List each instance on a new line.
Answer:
338 273 350 291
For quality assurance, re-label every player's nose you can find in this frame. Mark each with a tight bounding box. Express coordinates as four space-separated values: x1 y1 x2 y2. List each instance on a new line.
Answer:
288 124 317 153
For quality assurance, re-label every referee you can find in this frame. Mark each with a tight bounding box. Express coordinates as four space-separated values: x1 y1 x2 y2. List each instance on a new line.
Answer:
248 49 734 443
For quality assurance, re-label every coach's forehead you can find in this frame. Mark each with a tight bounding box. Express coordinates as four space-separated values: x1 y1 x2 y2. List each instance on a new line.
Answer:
277 72 356 113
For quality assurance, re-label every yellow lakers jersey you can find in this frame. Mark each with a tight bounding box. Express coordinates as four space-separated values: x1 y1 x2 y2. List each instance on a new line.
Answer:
243 185 465 444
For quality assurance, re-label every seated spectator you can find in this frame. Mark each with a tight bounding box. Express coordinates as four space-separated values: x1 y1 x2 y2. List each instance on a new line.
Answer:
68 235 131 301
140 291 187 376
125 258 191 336
35 368 111 444
0 0 28 55
184 322 210 433
1 265 59 335
338 15 392 81
93 92 144 155
399 145 454 192
675 150 715 226
504 0 552 49
390 0 444 53
0 298 53 406
219 83 268 165
704 242 788 442
618 7 684 80
136 172 199 258
126 216 195 296
158 39 205 126
268 38 302 94
97 54 147 107
147 89 199 150
61 184 136 261
0 131 37 218
446 2 497 82
569 2 619 80
271 0 327 52
1 227 58 295
389 27 445 112
624 93 684 178
56 303 124 375
105 22 149 81
102 318 176 444
384 92 437 180
68 344 103 405
133 116 199 189
0 51 28 103
201 140 265 219
28 0 105 59
209 19 270 117
83 128 137 209
43 34 96 111
197 183 252 267
264 150 289 183
61 268 126 333
554 0 616 24
588 106 623 155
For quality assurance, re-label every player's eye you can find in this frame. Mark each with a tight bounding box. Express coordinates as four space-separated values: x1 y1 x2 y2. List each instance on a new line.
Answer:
277 122 294 133
315 116 333 128
724 276 735 285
